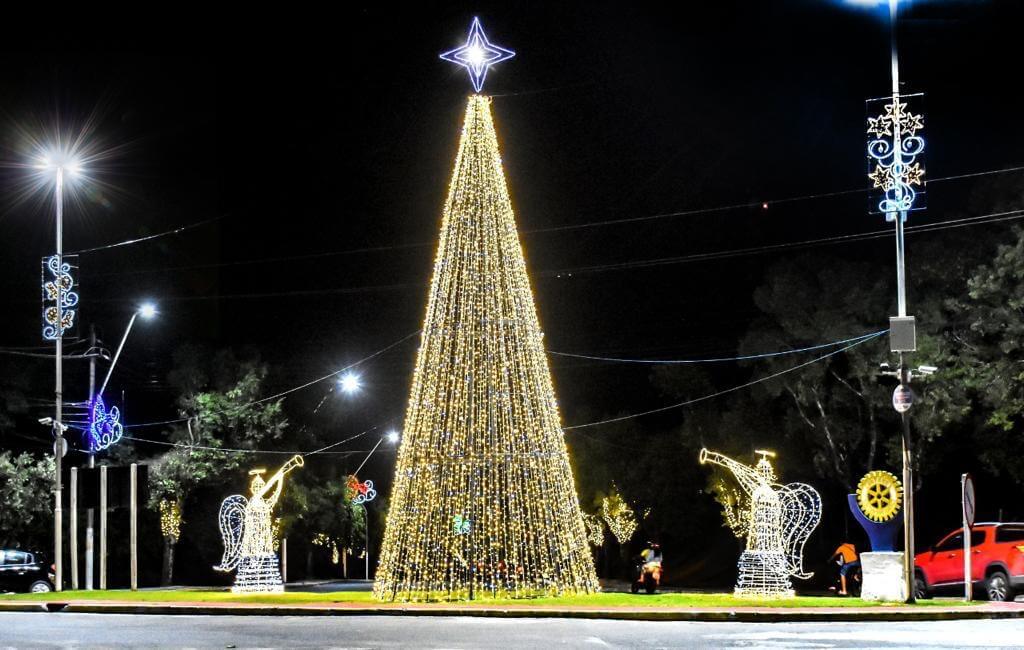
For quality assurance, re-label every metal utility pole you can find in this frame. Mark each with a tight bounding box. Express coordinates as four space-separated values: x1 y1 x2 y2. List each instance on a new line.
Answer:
86 324 96 590
53 165 65 593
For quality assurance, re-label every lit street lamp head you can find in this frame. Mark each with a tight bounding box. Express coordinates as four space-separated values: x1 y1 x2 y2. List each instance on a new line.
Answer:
138 303 158 319
386 430 400 444
338 372 362 395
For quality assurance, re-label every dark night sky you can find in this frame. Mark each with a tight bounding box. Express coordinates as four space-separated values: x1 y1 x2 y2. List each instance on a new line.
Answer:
1 0 1023 470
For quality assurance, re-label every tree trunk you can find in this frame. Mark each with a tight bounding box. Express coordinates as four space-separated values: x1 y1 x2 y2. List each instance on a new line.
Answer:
161 536 176 586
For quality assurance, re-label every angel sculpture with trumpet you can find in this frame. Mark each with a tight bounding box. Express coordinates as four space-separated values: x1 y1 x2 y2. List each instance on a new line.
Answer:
700 448 821 598
215 455 304 593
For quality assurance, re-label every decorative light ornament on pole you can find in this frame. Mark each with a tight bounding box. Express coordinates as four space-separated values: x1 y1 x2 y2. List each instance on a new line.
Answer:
700 449 822 598
347 475 377 506
215 455 304 593
374 19 597 602
87 303 158 452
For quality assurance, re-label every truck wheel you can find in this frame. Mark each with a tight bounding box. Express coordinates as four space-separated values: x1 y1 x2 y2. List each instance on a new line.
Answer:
29 580 52 593
985 571 1013 602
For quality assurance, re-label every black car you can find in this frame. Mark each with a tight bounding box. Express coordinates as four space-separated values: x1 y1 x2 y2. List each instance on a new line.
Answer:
0 549 54 593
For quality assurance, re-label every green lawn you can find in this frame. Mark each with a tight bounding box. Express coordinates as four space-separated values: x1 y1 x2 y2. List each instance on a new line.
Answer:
0 588 967 608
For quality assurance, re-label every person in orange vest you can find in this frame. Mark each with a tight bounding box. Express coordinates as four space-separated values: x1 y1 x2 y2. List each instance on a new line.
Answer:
829 542 860 596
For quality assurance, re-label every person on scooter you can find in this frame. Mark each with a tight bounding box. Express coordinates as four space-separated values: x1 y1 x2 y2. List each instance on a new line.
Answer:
641 541 663 566
829 541 860 596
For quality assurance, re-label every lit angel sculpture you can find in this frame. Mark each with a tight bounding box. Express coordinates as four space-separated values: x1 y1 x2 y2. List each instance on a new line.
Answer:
699 448 821 598
215 455 304 593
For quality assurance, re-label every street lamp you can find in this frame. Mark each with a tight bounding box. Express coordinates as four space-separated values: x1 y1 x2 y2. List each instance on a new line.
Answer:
98 303 158 398
338 372 362 395
35 150 84 593
850 0 930 602
352 431 400 580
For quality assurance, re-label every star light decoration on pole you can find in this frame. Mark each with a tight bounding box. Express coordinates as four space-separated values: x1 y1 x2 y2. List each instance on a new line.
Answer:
440 17 515 93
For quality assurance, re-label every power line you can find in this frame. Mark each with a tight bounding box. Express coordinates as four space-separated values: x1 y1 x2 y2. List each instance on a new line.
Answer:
562 331 886 431
68 213 229 255
73 163 1024 275
549 329 886 364
122 426 376 457
124 330 421 430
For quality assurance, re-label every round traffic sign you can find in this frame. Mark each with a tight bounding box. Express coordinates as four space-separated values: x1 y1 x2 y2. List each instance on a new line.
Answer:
892 384 915 413
963 474 976 527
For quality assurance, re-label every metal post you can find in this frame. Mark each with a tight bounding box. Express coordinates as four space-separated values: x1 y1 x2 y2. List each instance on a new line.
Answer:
70 467 78 590
900 356 915 603
130 463 138 591
962 474 973 601
889 0 916 604
100 465 107 590
53 165 65 593
365 505 370 580
100 312 139 397
282 538 288 584
86 325 96 590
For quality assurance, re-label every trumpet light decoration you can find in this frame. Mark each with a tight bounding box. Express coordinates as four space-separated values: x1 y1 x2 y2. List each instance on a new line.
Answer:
215 455 304 593
700 448 821 598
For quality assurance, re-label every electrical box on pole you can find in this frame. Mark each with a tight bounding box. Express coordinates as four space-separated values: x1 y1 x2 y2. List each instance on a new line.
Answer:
890 316 916 352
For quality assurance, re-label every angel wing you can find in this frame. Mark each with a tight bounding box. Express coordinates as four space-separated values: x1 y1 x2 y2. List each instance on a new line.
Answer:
777 482 822 580
214 494 247 572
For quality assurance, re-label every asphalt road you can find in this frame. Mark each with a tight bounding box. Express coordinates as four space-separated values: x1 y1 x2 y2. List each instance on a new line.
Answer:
2 613 1024 648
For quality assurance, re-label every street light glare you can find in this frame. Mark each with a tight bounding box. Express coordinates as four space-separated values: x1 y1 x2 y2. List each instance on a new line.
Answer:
386 430 400 444
339 372 361 394
138 303 157 319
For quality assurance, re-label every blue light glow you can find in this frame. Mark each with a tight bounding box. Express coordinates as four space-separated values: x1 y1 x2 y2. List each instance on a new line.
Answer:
440 17 515 93
41 254 78 340
88 395 124 452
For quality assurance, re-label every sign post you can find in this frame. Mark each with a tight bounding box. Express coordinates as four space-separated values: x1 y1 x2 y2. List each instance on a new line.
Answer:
962 473 976 601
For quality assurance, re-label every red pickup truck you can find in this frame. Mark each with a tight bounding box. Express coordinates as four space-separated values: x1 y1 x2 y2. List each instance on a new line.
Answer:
915 522 1024 601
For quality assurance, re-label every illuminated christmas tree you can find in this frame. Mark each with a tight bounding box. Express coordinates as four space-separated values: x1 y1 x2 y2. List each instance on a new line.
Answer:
374 19 598 601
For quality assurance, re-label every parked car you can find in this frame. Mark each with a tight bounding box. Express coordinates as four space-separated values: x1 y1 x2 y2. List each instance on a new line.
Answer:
914 522 1024 601
0 549 54 593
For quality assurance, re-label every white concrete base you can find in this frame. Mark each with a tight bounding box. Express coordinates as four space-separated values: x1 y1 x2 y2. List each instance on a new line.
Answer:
860 551 907 602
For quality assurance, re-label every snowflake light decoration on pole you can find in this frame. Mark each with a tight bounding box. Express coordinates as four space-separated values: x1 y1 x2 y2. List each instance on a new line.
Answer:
41 254 78 340
440 17 515 93
700 449 821 598
87 395 124 452
866 95 925 220
215 455 303 593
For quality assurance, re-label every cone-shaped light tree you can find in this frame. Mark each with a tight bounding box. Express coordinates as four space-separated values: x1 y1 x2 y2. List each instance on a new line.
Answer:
374 20 598 602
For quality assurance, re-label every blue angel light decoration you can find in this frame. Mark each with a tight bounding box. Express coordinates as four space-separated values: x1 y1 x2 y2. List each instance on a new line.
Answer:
87 395 124 452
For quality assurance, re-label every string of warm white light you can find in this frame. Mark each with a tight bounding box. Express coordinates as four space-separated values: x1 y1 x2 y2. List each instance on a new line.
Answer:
159 500 182 541
600 489 638 545
374 94 598 602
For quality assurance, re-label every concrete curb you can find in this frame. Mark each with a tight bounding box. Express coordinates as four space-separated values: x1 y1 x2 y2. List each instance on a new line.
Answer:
1 601 1022 623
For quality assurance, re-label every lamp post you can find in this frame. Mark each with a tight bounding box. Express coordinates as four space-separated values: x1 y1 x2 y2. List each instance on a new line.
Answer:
351 430 399 581
98 303 157 398
37 153 81 592
862 0 927 602
84 303 155 590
